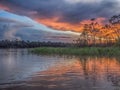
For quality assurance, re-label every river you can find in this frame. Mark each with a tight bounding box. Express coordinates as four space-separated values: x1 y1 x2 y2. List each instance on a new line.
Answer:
0 49 120 90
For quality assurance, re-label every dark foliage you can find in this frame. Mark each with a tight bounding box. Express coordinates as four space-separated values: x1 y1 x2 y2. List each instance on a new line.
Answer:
0 40 72 48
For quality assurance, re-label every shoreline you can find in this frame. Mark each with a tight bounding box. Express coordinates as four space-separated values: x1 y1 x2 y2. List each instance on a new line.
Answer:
31 47 120 56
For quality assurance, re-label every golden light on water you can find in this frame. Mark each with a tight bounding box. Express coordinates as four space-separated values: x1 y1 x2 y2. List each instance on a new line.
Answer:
29 57 120 89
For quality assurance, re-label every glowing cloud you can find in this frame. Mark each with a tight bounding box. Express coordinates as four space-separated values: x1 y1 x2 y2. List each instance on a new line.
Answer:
0 4 9 10
34 17 106 32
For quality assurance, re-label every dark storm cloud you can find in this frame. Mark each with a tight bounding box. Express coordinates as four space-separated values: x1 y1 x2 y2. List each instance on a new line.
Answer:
0 0 119 23
60 1 118 23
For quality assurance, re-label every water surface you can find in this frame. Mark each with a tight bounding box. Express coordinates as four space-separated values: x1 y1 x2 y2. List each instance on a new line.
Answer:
0 49 120 90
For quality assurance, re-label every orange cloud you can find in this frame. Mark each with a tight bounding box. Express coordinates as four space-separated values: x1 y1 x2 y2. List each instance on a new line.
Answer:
0 4 10 11
35 17 82 32
34 17 106 32
35 17 120 40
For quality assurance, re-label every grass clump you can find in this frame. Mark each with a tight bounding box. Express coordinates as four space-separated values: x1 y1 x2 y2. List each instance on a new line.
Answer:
31 47 120 56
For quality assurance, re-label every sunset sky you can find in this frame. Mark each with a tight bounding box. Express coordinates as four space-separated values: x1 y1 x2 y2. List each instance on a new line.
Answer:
0 0 120 42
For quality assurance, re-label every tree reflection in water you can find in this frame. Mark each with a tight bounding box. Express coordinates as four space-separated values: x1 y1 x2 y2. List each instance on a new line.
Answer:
27 56 120 90
0 54 120 90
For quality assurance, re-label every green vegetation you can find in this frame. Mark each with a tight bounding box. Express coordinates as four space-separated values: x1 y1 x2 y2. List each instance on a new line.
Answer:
31 47 120 56
31 15 120 56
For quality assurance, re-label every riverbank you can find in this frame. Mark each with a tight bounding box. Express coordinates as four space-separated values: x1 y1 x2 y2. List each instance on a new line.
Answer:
31 47 120 56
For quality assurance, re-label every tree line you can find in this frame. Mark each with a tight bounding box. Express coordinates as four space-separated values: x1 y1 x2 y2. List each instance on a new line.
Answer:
75 14 120 47
0 40 72 48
